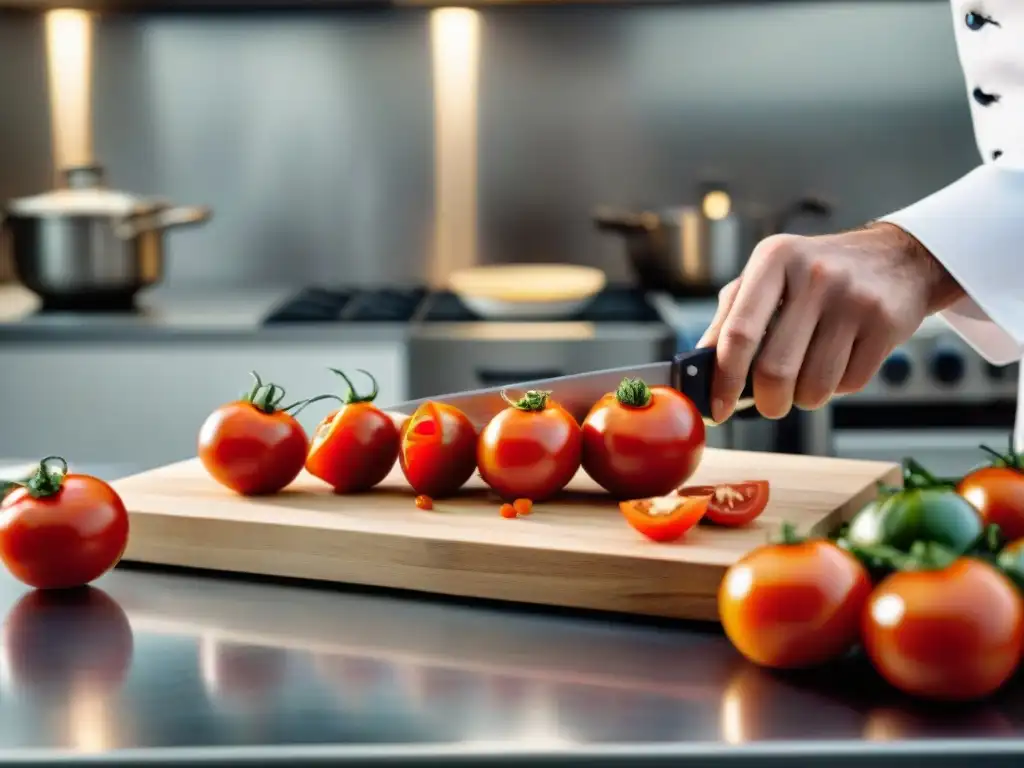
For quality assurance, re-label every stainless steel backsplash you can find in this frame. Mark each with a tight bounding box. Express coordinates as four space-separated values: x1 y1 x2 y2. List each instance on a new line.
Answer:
0 3 977 289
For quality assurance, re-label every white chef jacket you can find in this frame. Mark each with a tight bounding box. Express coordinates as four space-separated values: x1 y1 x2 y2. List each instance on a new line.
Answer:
880 1 1024 450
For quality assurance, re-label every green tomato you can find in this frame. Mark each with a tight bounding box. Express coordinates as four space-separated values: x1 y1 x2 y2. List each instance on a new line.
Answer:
845 487 983 555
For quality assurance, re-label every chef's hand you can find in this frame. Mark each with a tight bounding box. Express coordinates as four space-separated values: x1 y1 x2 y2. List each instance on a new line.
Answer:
697 223 964 423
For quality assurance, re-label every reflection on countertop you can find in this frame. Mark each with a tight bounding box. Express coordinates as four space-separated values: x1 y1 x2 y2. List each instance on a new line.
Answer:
0 557 1021 763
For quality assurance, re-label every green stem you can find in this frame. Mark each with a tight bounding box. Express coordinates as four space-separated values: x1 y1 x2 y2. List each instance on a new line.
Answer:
242 371 289 414
773 521 805 546
241 371 344 418
843 541 914 572
982 523 1004 554
901 457 956 490
615 377 652 408
328 368 380 405
18 456 69 499
283 394 343 417
905 540 959 571
501 389 551 412
902 457 937 487
875 481 902 498
979 437 1024 472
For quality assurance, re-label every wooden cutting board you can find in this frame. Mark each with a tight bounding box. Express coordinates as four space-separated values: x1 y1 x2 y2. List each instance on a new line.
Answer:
112 448 900 622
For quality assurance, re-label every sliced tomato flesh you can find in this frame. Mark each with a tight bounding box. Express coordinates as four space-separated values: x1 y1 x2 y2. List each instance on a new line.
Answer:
310 409 342 453
619 493 710 543
678 480 770 527
404 402 442 444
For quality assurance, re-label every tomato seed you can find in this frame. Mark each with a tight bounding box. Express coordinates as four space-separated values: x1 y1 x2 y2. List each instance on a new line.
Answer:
499 503 517 519
415 495 434 511
513 498 533 516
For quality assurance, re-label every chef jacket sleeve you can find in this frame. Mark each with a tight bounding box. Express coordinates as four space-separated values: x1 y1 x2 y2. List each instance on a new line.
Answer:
878 164 1024 365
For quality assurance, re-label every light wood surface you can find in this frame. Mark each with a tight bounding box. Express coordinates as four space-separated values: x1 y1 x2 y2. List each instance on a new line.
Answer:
112 448 900 622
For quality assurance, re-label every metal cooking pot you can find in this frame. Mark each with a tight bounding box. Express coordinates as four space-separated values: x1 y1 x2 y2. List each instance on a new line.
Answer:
2 165 212 310
593 186 832 297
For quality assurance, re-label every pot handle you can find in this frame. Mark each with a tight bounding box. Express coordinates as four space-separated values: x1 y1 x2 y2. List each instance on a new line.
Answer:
770 197 833 235
592 206 661 234
115 205 212 239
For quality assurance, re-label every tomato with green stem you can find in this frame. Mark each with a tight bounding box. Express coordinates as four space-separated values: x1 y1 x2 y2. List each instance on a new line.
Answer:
199 371 332 496
399 401 478 498
619 492 710 542
582 377 705 500
957 439 1024 542
478 390 582 501
863 551 1024 701
306 369 401 493
0 457 130 590
719 523 872 669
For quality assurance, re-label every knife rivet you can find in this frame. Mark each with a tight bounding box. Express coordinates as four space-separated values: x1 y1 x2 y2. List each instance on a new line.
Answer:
686 365 698 377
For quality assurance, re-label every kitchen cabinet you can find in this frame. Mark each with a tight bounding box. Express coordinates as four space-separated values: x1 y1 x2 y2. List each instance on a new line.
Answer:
0 340 406 468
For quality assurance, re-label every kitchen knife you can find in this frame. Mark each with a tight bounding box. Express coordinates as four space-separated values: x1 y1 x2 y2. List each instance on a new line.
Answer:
386 346 756 429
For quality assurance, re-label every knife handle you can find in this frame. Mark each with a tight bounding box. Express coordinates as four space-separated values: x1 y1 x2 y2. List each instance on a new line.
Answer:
670 347 756 420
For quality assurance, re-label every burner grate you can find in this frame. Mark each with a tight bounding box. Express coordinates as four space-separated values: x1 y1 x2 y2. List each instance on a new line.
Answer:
263 288 353 324
345 288 427 322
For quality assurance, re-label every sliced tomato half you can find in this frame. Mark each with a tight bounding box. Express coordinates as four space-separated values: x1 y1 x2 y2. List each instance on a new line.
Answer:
619 493 710 543
676 481 770 527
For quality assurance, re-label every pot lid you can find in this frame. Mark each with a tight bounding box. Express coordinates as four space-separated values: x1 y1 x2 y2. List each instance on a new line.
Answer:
5 165 166 217
6 187 165 217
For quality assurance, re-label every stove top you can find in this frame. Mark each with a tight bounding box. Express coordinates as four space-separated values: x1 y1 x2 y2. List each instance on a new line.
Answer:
263 285 663 325
263 287 428 324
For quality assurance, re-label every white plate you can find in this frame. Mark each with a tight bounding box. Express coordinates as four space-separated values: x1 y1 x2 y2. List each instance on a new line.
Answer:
449 264 606 320
458 294 597 320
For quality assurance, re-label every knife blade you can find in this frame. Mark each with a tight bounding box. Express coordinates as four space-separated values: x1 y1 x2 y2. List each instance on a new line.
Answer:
385 346 756 429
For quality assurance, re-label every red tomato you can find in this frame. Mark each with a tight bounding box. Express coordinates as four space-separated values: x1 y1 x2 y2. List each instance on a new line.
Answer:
719 534 872 669
581 377 705 499
677 481 770 527
619 493 709 542
0 457 130 590
400 402 478 498
957 466 1024 541
306 369 400 493
478 390 582 501
198 371 313 495
863 558 1024 701
2 586 134 695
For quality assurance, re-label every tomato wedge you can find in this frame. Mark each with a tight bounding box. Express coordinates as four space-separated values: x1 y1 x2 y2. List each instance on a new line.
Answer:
619 493 710 543
677 481 770 527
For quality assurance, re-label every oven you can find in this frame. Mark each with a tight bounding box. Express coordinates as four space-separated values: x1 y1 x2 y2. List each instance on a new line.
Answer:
829 320 1018 477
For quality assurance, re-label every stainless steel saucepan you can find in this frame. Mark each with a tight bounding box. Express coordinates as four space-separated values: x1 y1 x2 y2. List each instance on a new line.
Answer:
593 185 832 297
2 165 212 310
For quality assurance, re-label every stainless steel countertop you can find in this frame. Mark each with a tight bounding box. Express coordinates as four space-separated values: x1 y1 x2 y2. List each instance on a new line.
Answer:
0 285 408 344
0 463 1023 765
